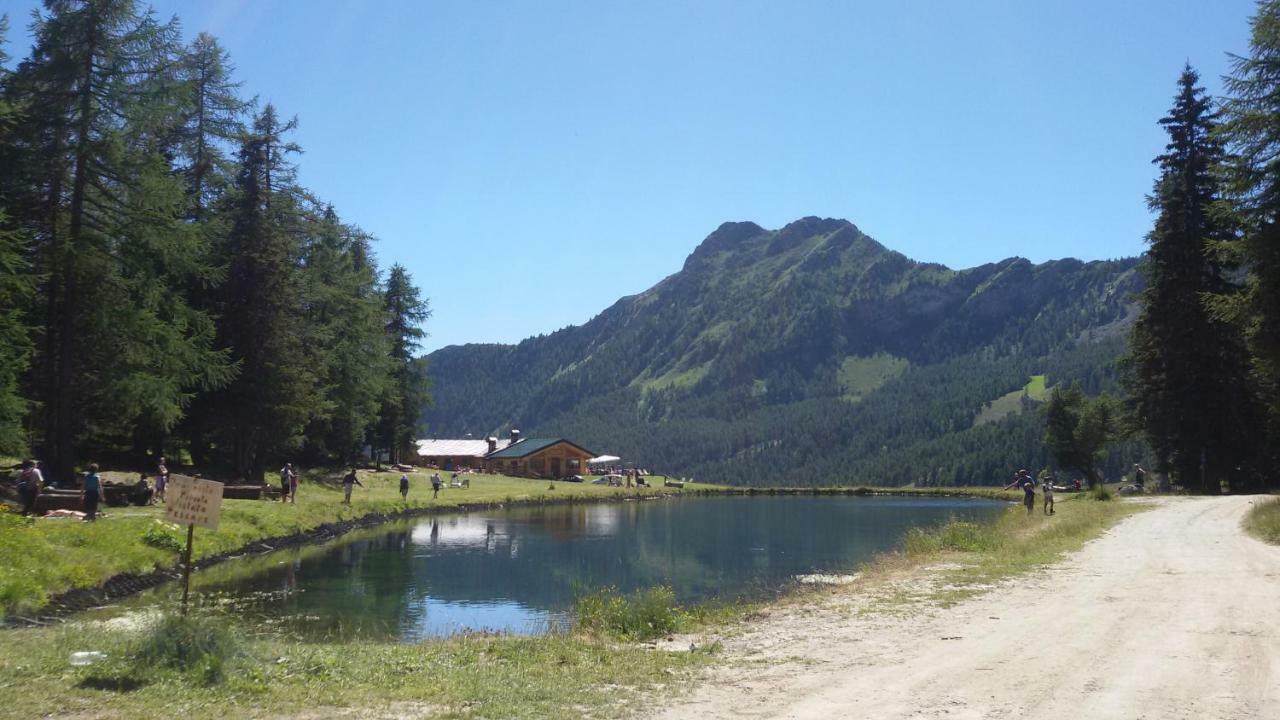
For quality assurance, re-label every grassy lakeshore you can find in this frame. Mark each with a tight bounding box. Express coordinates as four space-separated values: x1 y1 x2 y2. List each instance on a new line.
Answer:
0 470 719 619
1244 496 1280 545
0 488 1139 720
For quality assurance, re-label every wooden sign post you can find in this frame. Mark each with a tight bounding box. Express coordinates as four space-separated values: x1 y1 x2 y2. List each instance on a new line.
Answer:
164 476 223 614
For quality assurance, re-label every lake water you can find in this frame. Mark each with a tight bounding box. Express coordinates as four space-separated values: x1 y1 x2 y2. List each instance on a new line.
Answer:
151 495 1003 641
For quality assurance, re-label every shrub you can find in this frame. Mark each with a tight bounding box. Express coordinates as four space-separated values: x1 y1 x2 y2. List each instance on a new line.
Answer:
141 522 184 553
574 586 682 641
131 613 239 684
1089 484 1113 501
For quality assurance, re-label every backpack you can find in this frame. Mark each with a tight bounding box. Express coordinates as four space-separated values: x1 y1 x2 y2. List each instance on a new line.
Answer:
18 467 34 491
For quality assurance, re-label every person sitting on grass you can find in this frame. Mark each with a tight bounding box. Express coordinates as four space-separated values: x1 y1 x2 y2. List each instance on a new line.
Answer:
342 467 363 504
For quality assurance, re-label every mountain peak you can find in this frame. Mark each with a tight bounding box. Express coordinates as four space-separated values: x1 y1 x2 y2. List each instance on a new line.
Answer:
684 221 767 267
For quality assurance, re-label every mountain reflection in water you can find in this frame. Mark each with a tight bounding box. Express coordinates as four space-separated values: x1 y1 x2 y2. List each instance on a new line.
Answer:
169 496 1002 641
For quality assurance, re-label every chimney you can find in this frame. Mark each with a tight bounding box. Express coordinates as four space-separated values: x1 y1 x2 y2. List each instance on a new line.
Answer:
486 436 497 454
510 428 521 445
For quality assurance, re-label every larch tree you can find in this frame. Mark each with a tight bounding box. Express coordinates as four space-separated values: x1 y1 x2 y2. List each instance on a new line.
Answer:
3 0 230 480
1126 65 1261 494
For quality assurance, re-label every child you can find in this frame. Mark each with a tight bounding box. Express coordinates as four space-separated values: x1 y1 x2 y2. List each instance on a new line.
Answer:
399 473 410 500
1043 477 1055 515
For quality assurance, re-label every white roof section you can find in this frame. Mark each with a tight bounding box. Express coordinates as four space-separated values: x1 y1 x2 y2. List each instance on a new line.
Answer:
416 438 497 458
588 455 621 464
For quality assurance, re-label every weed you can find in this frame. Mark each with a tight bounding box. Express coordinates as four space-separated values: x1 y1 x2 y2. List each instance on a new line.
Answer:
904 518 1002 555
574 586 682 640
140 522 184 553
131 612 240 684
1244 497 1280 545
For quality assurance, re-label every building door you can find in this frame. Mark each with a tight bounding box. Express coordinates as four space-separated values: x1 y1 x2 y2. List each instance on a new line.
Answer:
550 457 561 478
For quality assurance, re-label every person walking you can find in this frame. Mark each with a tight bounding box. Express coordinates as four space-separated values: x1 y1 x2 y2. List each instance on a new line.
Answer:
431 472 442 499
82 463 102 521
399 472 410 500
342 467 362 504
1042 476 1055 515
17 460 41 515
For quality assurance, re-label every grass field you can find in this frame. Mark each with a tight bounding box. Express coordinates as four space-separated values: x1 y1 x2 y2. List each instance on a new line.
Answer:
973 374 1048 427
837 353 909 402
0 470 717 620
1244 496 1280 545
0 617 712 720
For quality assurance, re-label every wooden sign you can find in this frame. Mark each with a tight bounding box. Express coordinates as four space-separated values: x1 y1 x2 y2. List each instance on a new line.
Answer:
164 476 224 531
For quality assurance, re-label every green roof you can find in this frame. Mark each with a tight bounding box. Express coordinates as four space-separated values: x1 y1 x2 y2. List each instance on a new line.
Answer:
485 438 594 460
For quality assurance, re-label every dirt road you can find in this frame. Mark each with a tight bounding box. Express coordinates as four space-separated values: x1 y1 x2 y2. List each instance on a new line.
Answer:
653 496 1280 720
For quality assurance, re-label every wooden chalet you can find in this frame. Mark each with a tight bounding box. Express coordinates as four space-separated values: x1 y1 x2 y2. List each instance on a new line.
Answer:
483 437 594 478
417 429 594 478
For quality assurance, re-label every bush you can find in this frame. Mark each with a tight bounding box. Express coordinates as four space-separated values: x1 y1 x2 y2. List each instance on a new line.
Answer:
131 613 240 684
1089 484 1113 501
574 586 682 641
141 522 184 553
904 519 1001 555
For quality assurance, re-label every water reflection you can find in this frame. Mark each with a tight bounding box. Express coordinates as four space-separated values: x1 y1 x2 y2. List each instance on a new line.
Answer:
169 496 1002 641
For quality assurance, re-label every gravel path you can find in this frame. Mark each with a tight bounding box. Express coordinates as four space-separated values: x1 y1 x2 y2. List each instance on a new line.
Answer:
651 496 1280 720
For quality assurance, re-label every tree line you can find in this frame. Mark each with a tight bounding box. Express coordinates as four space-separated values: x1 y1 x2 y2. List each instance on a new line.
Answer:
1047 2 1280 494
0 1 430 482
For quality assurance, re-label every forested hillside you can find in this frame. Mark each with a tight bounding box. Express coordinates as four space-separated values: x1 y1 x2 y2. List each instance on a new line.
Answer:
423 218 1145 486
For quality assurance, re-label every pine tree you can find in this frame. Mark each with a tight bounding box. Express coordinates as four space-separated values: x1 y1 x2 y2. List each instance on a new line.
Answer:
211 104 316 481
377 264 430 463
1043 385 1120 489
1220 2 1280 473
297 204 392 462
1127 65 1260 493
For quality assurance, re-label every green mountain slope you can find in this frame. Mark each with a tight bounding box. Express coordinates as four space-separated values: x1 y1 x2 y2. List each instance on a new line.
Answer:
422 218 1144 486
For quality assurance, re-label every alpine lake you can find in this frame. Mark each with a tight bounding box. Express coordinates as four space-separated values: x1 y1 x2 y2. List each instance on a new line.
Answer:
103 495 1005 641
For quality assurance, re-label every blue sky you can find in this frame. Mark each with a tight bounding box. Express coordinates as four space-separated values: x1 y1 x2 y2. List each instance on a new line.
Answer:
0 0 1259 352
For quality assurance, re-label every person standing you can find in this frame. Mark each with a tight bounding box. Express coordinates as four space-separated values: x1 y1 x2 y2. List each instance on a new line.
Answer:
1004 469 1036 514
1133 464 1148 491
82 463 102 521
431 472 442 499
289 464 300 503
342 467 363 504
279 463 294 503
1042 476 1055 515
155 456 168 504
17 460 41 515
399 473 410 500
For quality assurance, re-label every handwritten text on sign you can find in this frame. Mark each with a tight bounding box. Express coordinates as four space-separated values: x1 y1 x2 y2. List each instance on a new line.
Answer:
164 476 223 530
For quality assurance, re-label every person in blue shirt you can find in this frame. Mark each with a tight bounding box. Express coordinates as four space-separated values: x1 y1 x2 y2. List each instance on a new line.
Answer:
82 463 102 521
